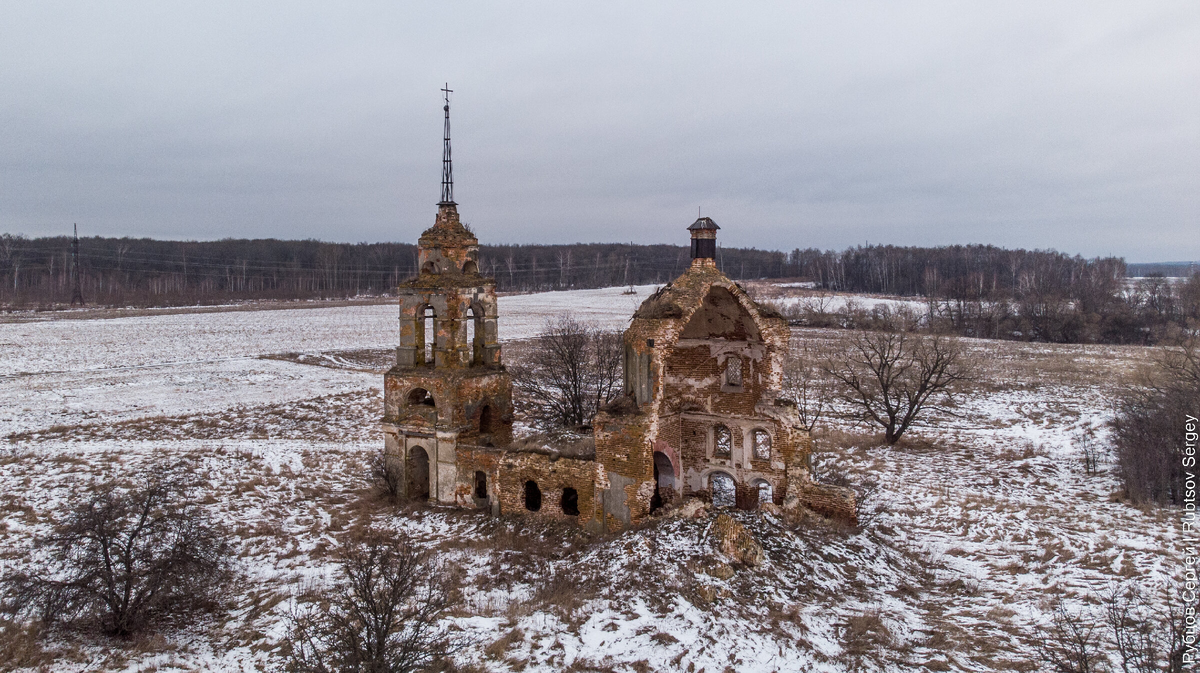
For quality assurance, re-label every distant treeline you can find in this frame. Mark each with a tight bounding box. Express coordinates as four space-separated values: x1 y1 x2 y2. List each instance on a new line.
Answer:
786 245 1200 344
1 234 1197 344
0 234 790 308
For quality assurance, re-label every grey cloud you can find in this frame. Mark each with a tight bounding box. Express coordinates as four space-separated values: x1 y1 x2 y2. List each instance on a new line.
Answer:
0 1 1195 260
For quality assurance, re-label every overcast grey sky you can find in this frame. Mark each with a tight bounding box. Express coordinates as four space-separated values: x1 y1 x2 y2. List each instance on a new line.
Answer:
1 2 1196 260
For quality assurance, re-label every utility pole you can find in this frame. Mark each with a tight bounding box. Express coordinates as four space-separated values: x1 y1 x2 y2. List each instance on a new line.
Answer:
70 223 84 306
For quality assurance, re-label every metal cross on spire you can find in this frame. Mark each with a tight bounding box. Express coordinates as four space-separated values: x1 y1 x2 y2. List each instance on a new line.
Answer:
439 83 455 205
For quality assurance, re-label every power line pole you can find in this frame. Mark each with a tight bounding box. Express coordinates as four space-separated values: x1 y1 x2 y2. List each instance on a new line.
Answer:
70 223 84 306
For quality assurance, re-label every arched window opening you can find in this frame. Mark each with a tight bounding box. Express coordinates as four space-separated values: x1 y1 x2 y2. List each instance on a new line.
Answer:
753 429 771 461
474 471 487 499
422 306 436 365
407 388 435 407
462 259 479 274
421 261 437 275
561 487 579 516
479 405 494 433
725 356 743 387
710 472 736 508
407 446 430 501
714 425 732 457
524 480 542 512
756 480 774 508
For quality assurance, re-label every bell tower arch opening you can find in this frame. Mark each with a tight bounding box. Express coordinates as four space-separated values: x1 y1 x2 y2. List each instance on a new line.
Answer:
418 305 436 366
466 304 483 365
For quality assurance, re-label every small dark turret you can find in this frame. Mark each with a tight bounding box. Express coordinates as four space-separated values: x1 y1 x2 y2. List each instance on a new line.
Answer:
688 216 719 266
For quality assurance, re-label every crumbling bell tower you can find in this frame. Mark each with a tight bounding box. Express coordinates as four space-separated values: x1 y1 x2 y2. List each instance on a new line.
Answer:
382 86 514 503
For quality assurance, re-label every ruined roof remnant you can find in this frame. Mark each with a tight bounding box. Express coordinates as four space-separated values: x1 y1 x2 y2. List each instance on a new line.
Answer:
687 216 720 231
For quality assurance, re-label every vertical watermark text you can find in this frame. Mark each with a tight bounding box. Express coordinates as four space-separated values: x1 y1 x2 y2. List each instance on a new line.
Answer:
1183 414 1198 664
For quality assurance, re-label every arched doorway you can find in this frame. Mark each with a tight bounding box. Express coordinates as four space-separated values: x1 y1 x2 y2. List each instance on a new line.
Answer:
710 471 736 508
755 480 774 508
474 471 487 500
524 481 542 511
407 446 430 501
651 451 675 513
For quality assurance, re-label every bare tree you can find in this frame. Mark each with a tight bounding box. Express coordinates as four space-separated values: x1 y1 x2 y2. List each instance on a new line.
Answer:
280 528 464 673
823 331 971 445
1112 336 1200 505
4 462 231 637
781 341 830 432
511 317 623 430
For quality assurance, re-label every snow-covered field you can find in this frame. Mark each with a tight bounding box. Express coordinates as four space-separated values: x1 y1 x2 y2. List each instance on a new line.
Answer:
0 286 1182 671
0 286 650 438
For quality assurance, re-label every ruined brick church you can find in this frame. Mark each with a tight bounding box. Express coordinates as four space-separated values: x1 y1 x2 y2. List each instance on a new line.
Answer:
381 94 854 531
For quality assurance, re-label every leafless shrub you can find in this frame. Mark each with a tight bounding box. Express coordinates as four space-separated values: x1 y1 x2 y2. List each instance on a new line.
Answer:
852 479 885 528
1034 600 1107 673
1112 336 1200 505
3 462 232 638
841 607 893 660
511 317 623 430
1165 582 1200 673
368 449 404 502
1104 583 1161 673
823 331 973 444
279 528 466 673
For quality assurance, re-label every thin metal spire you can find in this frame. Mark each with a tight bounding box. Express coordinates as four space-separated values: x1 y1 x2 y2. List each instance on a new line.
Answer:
439 83 455 205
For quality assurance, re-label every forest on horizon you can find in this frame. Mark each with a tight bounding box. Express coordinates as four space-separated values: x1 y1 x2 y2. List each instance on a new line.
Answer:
1 233 1197 345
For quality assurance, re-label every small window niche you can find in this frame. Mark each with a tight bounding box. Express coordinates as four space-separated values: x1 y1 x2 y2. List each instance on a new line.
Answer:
753 429 771 461
724 356 743 388
714 425 732 457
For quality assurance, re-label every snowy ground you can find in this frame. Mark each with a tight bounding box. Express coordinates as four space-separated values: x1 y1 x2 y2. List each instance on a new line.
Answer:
0 286 1183 672
0 286 650 438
